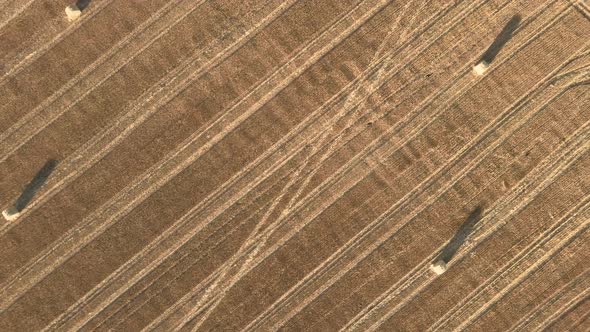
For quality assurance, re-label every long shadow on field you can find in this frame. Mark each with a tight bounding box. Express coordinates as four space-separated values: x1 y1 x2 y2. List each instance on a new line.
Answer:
14 159 58 212
437 206 483 264
480 15 521 64
75 0 92 11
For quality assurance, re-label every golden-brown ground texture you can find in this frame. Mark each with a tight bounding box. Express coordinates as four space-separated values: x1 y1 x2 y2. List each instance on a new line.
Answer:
0 0 589 331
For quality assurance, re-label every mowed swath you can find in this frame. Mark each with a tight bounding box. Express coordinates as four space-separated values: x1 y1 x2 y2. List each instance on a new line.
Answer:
0 0 588 331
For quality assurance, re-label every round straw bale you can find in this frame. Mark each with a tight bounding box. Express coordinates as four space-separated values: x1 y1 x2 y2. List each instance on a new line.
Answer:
65 4 82 21
430 260 448 275
472 60 490 76
2 206 20 221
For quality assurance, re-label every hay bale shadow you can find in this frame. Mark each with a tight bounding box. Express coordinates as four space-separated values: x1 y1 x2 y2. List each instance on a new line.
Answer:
480 15 521 64
14 159 58 212
437 206 483 264
75 0 92 11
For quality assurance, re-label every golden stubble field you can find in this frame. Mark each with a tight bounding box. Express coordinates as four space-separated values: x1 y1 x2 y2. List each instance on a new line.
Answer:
0 0 588 331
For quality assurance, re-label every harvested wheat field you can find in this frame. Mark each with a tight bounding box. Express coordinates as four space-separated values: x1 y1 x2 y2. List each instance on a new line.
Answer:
0 0 589 331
